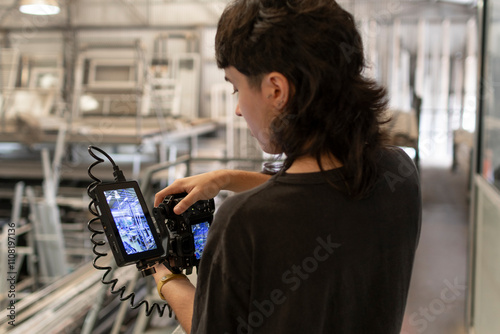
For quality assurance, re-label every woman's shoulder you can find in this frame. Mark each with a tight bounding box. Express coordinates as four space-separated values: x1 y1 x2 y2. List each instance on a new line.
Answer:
379 146 417 169
375 145 420 193
216 180 275 221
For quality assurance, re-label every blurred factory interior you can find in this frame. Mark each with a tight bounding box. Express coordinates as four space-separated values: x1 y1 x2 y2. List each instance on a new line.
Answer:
0 0 499 333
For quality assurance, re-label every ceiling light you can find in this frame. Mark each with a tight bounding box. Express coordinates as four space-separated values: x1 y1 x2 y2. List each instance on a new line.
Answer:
19 0 60 16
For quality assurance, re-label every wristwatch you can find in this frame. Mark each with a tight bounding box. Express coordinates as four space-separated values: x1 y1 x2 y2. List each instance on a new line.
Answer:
157 273 188 300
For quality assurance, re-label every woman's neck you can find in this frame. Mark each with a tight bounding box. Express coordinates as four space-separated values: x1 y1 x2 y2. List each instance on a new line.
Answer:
286 154 343 174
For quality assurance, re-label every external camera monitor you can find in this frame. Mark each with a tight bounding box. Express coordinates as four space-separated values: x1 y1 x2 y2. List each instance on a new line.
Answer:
94 181 164 267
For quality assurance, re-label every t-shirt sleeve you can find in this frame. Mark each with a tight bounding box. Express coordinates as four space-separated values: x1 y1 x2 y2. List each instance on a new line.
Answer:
191 262 250 333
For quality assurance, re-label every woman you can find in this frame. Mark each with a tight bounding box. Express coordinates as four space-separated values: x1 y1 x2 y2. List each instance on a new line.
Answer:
153 1 421 333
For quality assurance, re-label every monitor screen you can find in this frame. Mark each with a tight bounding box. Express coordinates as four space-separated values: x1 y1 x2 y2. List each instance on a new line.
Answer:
104 187 158 255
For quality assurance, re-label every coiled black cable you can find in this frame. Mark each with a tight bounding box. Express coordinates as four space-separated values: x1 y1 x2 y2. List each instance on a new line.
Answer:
86 145 173 318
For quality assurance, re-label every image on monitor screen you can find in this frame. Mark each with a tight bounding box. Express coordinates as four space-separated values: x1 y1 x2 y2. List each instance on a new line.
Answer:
191 222 210 260
104 188 157 255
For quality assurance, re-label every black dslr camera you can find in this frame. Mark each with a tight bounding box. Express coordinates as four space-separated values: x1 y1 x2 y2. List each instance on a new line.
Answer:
93 181 215 276
153 193 215 274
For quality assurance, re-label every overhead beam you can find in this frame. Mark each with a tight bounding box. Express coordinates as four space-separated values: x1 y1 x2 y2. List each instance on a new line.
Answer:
117 0 148 26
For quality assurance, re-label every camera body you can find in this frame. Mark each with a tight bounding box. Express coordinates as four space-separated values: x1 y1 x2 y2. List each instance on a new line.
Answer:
93 181 214 275
153 193 215 274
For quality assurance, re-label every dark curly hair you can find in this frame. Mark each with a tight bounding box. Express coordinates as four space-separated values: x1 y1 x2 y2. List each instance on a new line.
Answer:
215 0 390 199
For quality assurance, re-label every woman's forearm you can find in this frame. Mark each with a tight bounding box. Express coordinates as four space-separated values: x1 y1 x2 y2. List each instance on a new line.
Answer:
217 169 271 193
152 268 196 334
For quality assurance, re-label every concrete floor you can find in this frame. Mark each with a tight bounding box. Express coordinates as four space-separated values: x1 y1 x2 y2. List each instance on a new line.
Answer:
401 164 470 334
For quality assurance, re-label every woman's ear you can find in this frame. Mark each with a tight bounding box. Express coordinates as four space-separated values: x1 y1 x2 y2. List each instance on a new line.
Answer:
262 72 289 111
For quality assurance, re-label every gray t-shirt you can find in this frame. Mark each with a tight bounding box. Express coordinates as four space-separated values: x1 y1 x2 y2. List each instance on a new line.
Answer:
192 147 421 334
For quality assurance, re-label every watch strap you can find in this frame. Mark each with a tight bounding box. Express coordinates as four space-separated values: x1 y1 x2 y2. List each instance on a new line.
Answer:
157 273 188 300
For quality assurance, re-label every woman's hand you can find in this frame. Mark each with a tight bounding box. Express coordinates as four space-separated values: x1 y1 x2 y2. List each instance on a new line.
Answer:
152 262 173 281
154 170 231 214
